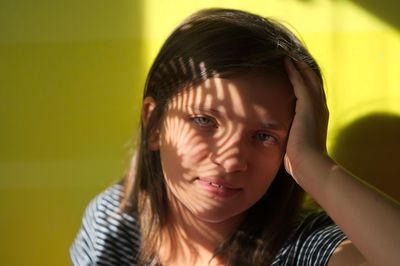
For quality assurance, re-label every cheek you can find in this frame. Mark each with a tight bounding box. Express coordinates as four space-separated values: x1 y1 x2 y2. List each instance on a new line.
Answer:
253 148 286 183
249 158 283 201
160 119 211 179
182 140 210 167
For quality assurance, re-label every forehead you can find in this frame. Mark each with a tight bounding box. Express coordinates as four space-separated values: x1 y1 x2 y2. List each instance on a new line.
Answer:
169 74 294 112
166 74 295 130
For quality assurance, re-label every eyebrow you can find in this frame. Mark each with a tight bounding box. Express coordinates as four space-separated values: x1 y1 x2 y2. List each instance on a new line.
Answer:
260 121 289 131
185 105 223 115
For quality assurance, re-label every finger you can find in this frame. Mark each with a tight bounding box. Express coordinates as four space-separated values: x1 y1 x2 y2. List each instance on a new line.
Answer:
295 60 322 91
294 60 327 105
284 57 309 101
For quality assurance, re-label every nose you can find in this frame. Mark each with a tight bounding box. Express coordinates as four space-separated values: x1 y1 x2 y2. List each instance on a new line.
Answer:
211 132 248 173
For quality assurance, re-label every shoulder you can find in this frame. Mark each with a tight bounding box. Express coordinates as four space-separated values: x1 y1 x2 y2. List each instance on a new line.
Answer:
70 183 140 266
273 210 347 266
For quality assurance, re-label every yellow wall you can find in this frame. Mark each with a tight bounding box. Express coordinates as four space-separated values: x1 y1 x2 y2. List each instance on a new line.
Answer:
1 1 399 265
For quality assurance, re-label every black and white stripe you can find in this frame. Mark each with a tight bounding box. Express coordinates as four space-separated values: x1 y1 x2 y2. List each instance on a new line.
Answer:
272 211 347 265
70 184 140 265
70 184 347 265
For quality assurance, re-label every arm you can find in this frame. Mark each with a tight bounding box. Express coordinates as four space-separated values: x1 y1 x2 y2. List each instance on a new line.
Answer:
284 58 400 266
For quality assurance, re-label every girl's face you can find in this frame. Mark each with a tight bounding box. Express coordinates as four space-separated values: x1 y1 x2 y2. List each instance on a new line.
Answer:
156 73 294 224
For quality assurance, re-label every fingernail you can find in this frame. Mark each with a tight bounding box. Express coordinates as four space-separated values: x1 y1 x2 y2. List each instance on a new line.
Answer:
284 57 294 65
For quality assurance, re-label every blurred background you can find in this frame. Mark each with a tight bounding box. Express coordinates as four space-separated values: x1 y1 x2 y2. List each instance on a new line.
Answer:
0 0 399 265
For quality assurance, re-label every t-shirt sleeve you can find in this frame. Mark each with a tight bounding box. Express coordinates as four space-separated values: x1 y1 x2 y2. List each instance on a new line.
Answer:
69 184 140 266
274 211 348 266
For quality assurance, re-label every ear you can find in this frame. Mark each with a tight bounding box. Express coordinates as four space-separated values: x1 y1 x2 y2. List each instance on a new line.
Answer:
142 96 160 151
142 96 157 125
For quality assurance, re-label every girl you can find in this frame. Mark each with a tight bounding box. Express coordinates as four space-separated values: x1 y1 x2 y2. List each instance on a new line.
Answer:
70 8 400 266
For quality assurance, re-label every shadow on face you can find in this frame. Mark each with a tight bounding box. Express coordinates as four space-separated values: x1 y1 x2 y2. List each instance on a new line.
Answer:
154 69 295 226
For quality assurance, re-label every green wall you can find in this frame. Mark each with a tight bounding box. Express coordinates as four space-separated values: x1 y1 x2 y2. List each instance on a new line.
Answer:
1 1 399 265
0 1 144 265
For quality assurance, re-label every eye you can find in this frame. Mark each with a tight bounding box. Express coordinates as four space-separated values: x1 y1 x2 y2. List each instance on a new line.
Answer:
254 132 277 144
191 116 217 128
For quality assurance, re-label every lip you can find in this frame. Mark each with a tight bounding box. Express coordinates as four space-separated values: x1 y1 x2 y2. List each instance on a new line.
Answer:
196 177 242 198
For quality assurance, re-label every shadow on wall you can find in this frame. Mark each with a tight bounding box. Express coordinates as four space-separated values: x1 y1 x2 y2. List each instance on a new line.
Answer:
297 0 400 29
350 0 400 29
331 113 400 202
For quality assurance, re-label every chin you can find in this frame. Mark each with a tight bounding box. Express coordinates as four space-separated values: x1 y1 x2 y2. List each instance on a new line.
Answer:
190 207 247 224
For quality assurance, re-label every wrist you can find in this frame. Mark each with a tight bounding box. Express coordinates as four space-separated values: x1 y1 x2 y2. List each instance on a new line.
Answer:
289 151 337 196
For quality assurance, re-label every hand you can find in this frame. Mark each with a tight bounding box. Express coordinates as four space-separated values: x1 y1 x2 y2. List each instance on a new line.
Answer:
283 58 329 178
284 59 400 266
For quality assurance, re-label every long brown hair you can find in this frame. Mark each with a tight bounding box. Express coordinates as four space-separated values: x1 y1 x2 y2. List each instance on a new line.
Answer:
121 8 322 265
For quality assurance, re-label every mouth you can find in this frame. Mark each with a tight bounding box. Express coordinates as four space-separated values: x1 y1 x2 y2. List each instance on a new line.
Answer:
207 182 225 189
196 177 242 198
196 177 239 189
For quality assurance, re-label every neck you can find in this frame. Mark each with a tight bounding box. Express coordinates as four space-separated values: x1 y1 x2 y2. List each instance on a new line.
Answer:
158 193 245 266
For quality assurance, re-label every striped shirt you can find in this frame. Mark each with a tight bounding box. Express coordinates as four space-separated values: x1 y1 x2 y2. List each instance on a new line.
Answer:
70 184 347 265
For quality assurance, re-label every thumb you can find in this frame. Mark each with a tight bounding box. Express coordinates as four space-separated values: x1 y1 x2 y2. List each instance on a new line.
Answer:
284 154 299 184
